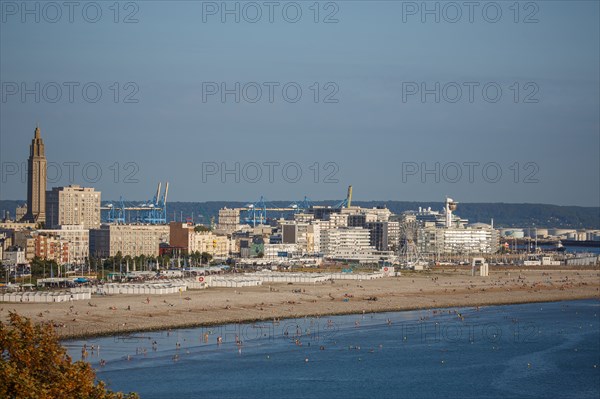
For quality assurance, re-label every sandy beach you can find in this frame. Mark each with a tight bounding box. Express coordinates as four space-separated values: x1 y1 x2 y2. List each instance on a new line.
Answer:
2 268 599 339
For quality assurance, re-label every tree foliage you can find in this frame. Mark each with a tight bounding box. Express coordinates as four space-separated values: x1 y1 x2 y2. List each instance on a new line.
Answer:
0 313 138 399
194 225 211 232
200 252 213 264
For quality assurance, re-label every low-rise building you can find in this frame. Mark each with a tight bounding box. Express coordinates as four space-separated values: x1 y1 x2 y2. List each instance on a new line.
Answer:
15 204 28 221
90 224 169 257
33 234 69 264
279 220 322 254
2 247 27 266
263 243 299 260
0 221 36 230
13 231 36 261
169 222 230 258
38 225 89 265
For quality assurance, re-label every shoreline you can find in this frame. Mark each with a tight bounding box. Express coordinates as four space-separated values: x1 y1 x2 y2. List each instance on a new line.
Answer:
62 294 598 341
2 268 599 340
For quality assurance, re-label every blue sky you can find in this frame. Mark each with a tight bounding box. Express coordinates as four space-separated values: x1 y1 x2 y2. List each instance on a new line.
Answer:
1 1 598 206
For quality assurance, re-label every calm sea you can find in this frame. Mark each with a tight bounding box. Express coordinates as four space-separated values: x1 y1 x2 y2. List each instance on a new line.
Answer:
66 299 600 399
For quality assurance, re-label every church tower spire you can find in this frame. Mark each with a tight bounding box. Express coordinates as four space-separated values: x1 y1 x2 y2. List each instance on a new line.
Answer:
23 125 47 224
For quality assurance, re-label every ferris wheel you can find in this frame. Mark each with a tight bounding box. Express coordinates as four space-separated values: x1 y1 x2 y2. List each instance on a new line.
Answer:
398 219 423 267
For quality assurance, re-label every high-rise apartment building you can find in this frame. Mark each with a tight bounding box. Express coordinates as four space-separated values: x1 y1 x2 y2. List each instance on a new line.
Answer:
46 185 101 229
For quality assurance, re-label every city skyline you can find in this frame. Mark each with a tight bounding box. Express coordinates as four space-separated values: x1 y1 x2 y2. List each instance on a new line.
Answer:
1 121 599 208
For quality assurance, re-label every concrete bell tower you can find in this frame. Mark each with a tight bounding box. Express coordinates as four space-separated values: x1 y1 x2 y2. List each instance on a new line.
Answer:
23 125 47 223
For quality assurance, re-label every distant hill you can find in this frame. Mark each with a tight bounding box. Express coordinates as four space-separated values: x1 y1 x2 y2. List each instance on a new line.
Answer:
2 200 597 229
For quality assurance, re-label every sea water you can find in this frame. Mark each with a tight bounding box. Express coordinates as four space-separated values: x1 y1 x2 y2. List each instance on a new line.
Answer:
66 299 600 398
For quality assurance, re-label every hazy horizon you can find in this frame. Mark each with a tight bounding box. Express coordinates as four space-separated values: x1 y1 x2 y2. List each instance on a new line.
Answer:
1 197 598 209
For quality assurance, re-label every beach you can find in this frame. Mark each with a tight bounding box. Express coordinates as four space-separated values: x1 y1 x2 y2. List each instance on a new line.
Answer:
2 268 599 339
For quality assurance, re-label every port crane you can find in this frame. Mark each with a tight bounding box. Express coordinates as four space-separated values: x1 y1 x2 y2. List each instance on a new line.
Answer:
240 186 353 227
102 182 169 224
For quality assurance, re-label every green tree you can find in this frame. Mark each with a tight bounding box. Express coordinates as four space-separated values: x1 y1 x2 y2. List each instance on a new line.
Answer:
135 255 147 271
157 255 171 268
0 313 138 399
29 258 59 279
114 251 123 266
29 257 45 278
200 252 213 264
189 251 201 267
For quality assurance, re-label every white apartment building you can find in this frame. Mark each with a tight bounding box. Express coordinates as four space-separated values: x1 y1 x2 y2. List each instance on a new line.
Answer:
418 225 499 254
320 227 380 263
